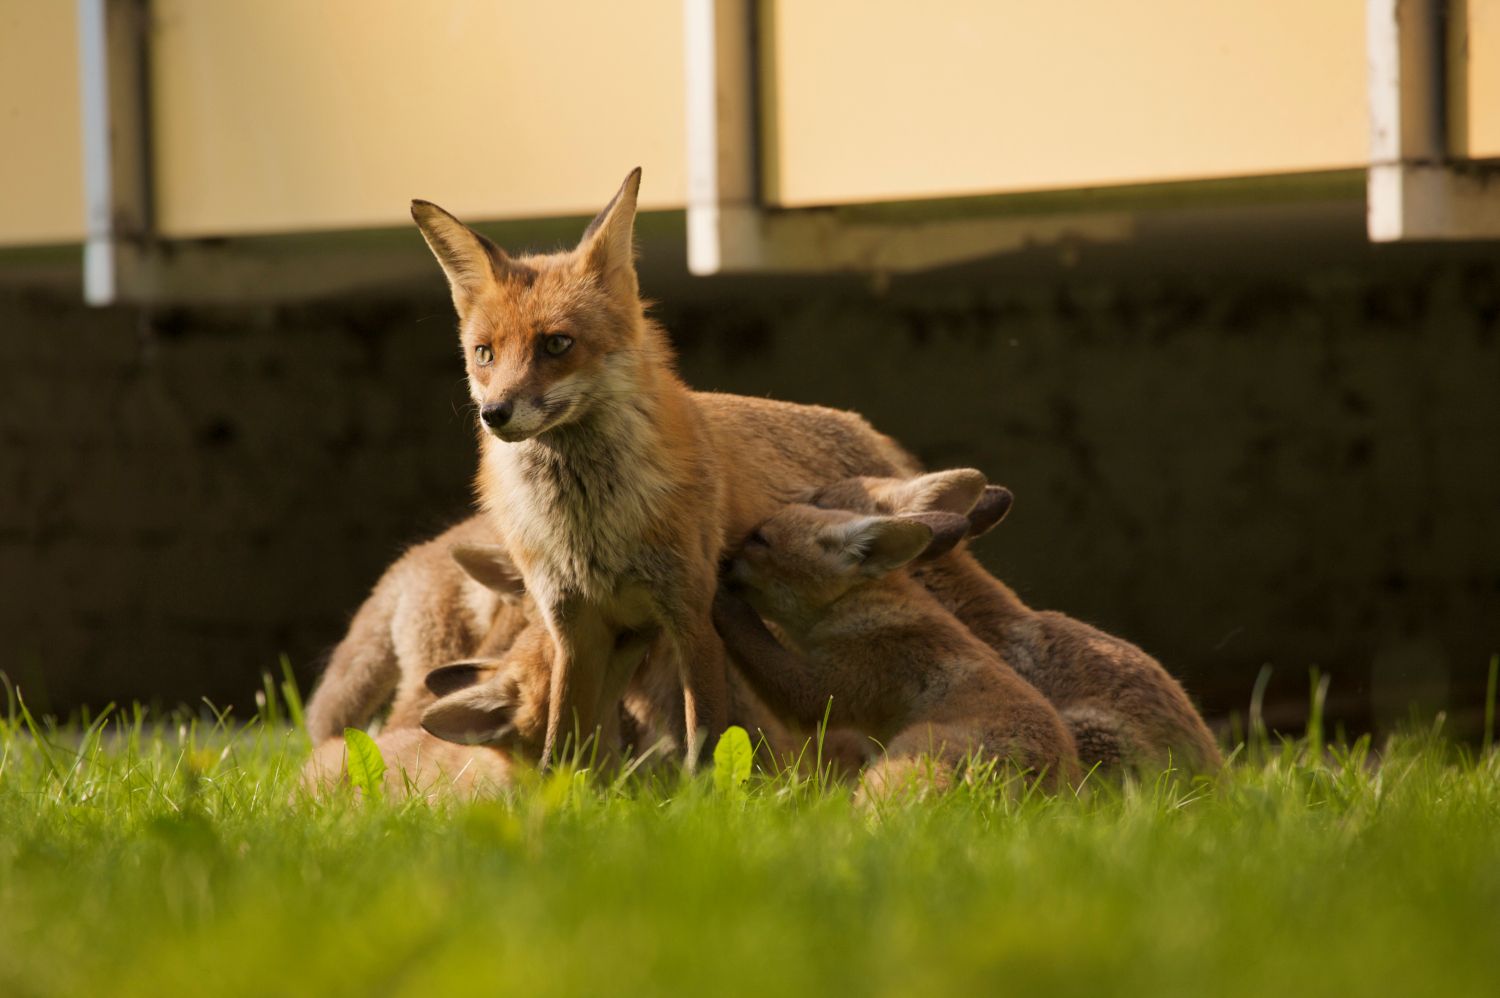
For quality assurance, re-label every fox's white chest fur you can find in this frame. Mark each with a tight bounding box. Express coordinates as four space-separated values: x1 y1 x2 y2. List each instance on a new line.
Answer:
483 402 680 604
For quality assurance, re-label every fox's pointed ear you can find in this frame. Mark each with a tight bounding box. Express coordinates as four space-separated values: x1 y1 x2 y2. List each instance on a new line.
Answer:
577 168 641 300
966 485 1014 538
421 677 515 745
834 516 934 577
424 660 499 698
896 469 987 516
450 543 526 602
898 512 972 561
411 200 509 317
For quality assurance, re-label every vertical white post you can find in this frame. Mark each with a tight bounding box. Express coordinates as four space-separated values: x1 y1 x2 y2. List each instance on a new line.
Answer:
684 0 760 274
1367 0 1500 241
78 0 152 305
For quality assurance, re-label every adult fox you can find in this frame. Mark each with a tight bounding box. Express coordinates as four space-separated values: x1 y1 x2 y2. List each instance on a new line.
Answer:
410 168 915 766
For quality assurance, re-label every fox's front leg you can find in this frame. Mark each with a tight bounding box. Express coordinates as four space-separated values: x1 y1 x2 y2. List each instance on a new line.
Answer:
540 598 616 768
669 609 730 772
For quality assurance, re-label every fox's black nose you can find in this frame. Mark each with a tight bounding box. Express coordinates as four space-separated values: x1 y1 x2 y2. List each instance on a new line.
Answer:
481 400 514 429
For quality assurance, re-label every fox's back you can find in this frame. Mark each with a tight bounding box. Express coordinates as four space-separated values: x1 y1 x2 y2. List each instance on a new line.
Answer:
691 392 920 538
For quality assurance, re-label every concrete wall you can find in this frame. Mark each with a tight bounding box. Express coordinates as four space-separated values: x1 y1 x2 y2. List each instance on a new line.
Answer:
3 240 1497 736
0 288 478 716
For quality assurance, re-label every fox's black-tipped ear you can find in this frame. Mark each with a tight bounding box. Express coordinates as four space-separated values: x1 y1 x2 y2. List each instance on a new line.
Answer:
450 543 526 601
411 199 510 318
900 512 973 561
578 168 641 300
966 486 1014 538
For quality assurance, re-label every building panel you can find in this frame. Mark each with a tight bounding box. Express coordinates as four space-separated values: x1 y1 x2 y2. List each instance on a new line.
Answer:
1466 0 1500 158
764 1 1368 207
150 0 687 237
0 1 85 246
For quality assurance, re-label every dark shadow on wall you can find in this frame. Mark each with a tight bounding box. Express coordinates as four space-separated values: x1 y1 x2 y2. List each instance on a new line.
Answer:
1 240 1497 739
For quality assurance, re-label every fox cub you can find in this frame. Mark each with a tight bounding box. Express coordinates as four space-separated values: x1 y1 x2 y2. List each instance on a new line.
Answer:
418 604 566 760
301 533 532 799
810 472 1222 775
713 496 1080 801
303 515 529 745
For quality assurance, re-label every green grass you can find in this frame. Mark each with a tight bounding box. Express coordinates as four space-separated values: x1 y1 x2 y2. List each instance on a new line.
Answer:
1 679 1498 998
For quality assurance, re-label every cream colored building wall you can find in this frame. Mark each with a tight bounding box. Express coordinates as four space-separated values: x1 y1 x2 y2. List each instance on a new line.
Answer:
0 1 84 246
1 1 1489 249
762 0 1369 207
149 0 687 238
1467 0 1500 158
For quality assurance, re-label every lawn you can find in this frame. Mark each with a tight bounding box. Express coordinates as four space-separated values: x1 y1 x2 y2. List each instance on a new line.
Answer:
1 674 1497 998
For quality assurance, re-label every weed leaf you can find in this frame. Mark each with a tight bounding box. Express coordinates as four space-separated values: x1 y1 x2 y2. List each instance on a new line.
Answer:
713 725 753 795
343 728 386 799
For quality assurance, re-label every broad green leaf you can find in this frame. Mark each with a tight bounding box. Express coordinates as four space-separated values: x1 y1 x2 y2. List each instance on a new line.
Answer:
713 725 753 795
343 728 386 799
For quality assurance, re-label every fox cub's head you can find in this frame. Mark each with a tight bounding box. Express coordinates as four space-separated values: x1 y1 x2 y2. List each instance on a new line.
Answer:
412 169 646 442
723 503 971 631
419 619 553 757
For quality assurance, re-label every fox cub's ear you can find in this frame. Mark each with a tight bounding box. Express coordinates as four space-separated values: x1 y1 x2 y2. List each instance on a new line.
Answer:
424 660 498 698
410 200 510 317
577 167 642 301
451 544 526 601
896 469 987 516
422 673 517 746
835 516 936 577
898 512 973 561
966 486 1014 538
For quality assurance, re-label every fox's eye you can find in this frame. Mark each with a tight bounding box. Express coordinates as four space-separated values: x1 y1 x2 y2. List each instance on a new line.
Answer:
542 333 574 357
474 344 493 366
745 530 769 548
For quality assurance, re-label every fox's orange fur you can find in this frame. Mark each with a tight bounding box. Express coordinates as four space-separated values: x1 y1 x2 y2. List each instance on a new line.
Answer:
713 500 1079 801
411 169 915 766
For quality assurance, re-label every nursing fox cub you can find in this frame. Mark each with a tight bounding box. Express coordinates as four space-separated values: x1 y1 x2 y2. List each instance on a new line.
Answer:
801 470 1221 775
303 515 525 745
712 495 1080 800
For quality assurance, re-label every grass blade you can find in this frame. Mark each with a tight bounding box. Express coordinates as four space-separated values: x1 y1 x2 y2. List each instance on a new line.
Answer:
279 654 307 734
1484 653 1497 755
16 691 66 787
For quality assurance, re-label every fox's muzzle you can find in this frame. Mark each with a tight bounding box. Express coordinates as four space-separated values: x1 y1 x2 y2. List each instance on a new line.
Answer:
478 393 552 441
480 400 514 430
